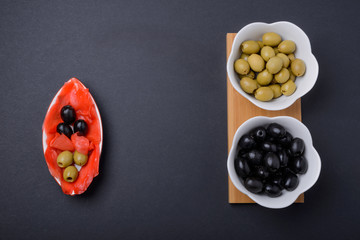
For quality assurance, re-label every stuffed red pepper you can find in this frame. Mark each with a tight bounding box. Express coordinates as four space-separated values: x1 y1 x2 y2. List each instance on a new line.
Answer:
42 78 103 195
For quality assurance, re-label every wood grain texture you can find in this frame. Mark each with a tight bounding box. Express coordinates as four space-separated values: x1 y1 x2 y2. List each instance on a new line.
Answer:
226 33 304 204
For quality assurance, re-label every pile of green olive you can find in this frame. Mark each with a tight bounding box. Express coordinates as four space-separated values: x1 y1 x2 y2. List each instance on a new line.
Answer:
57 150 88 182
234 32 306 101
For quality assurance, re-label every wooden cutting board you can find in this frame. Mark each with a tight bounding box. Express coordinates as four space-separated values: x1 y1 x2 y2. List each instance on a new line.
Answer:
227 33 304 204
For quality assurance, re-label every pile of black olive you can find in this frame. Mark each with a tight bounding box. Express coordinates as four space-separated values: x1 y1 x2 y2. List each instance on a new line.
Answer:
56 105 88 138
234 123 308 197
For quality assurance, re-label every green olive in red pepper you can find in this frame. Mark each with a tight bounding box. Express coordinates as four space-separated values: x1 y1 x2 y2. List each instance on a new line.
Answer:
57 151 73 168
74 151 88 166
63 166 78 183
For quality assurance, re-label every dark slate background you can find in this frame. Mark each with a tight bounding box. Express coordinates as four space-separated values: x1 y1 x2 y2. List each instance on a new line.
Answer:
1 0 359 239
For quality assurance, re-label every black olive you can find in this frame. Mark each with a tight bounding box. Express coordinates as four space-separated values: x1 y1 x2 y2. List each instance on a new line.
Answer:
236 148 247 158
263 152 280 172
286 148 294 157
244 177 263 194
266 136 276 142
56 123 73 139
270 174 284 189
282 169 299 191
267 123 286 138
60 105 76 124
255 166 269 179
74 119 88 136
246 149 263 166
264 183 282 197
235 124 305 196
238 134 256 150
290 138 305 156
278 132 293 147
261 141 277 152
234 157 251 179
250 127 267 142
278 149 289 167
291 156 308 174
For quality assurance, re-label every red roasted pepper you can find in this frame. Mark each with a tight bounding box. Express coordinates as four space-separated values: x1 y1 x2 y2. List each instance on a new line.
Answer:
42 78 103 195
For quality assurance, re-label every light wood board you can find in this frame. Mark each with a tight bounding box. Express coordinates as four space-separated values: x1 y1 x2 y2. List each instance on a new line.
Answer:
227 33 304 204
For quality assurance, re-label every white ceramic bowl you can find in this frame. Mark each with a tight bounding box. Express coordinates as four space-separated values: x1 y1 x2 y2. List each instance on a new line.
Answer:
227 116 321 209
227 21 319 111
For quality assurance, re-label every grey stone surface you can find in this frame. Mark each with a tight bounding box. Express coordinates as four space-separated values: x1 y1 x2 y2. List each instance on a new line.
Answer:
0 0 359 239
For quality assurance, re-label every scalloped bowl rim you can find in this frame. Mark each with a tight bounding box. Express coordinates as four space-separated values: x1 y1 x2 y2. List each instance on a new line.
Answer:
227 21 319 111
227 116 321 209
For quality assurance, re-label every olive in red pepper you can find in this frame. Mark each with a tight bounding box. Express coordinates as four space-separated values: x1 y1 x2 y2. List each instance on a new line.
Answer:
61 105 76 124
74 119 88 136
56 123 73 139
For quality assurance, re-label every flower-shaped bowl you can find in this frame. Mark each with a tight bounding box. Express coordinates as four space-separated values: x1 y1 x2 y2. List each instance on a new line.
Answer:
227 116 321 208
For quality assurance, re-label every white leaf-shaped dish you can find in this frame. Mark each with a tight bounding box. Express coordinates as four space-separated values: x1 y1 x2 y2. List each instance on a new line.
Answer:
42 78 103 195
227 21 319 111
227 116 321 209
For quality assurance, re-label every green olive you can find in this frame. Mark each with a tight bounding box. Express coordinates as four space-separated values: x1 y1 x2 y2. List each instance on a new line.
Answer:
241 40 260 54
288 67 296 81
248 54 265 72
256 69 273 85
63 166 78 183
281 80 297 96
288 53 295 61
276 53 290 68
278 40 296 54
266 56 283 74
234 59 250 75
240 70 255 79
262 32 282 47
291 59 306 76
73 151 88 166
254 87 274 101
260 46 275 62
240 77 258 94
240 53 249 61
273 47 279 54
269 84 282 98
57 151 73 168
274 68 290 83
257 41 264 48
